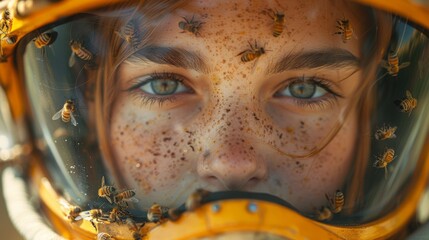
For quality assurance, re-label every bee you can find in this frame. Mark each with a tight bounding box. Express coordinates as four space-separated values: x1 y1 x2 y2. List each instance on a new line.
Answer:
381 51 410 77
178 15 204 36
167 207 181 221
325 190 345 214
333 17 355 43
98 176 116 204
267 9 285 37
0 9 12 37
185 188 210 211
114 190 138 204
0 9 13 57
97 232 115 240
147 203 163 222
59 198 82 222
69 40 93 67
237 40 266 63
116 20 140 49
316 206 333 221
76 209 103 231
67 206 83 222
52 99 77 126
125 218 146 240
395 90 417 116
33 31 58 48
374 125 397 140
109 206 130 223
132 231 144 240
374 148 396 178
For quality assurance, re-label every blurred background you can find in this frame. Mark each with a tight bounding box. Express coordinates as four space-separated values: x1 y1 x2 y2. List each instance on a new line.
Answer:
0 177 24 240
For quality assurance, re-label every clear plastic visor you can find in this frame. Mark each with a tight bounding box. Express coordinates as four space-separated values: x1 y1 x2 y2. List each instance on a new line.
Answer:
17 0 429 228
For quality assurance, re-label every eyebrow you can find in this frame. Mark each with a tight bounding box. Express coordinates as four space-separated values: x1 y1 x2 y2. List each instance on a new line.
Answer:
127 46 210 74
266 48 360 74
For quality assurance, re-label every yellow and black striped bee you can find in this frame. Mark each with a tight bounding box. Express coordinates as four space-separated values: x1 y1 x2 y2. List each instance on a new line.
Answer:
59 198 82 222
116 20 140 49
67 206 82 222
381 51 410 77
316 206 333 221
333 17 355 43
185 188 210 211
374 125 397 141
114 190 138 204
0 9 13 57
52 99 77 126
374 148 396 178
97 232 115 240
132 231 144 240
33 31 58 48
147 203 163 223
69 40 93 67
325 190 345 214
395 90 417 116
237 40 266 63
108 206 130 223
76 208 103 231
0 9 12 38
267 9 285 37
178 15 204 36
98 176 116 204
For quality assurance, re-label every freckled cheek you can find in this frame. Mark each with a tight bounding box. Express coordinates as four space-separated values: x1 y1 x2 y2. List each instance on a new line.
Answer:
274 117 356 211
111 110 195 192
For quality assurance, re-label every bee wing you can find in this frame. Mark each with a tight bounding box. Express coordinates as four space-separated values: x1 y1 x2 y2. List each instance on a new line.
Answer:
399 62 411 69
405 90 413 99
70 113 78 126
68 52 76 67
78 210 93 220
105 196 113 204
128 197 139 203
101 176 105 187
236 49 250 57
52 109 63 120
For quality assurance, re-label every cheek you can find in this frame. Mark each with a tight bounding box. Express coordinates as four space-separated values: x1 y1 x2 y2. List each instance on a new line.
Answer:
277 113 357 211
110 99 194 193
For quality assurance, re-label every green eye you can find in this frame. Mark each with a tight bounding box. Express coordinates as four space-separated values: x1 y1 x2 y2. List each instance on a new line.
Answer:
129 72 191 96
149 79 179 95
277 79 328 99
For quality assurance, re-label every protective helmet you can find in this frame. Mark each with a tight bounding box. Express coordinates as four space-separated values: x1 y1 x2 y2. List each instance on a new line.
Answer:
1 0 429 239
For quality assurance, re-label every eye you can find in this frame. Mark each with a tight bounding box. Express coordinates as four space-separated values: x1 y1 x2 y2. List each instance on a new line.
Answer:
273 76 344 110
129 72 191 96
276 78 328 99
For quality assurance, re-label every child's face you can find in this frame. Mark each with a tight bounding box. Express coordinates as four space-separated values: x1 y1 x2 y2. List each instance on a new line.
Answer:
111 0 367 212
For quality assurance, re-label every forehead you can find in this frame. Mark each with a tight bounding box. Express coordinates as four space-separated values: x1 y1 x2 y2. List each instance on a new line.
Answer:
148 0 369 58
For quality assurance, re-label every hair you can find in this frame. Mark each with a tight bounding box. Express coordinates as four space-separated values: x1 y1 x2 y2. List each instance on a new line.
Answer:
93 0 187 187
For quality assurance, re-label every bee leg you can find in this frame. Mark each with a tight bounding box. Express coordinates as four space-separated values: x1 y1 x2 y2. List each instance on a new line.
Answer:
90 220 97 231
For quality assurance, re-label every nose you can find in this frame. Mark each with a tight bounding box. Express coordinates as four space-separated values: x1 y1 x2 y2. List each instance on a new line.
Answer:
197 139 267 190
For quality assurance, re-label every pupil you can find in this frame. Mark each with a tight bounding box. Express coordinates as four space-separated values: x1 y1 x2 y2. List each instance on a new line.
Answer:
151 79 178 95
290 81 316 98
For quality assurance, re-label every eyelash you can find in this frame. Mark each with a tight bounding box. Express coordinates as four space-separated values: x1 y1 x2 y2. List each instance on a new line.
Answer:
277 76 344 110
127 72 189 107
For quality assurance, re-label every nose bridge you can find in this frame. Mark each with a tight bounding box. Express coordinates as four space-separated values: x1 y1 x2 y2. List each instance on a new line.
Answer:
195 93 268 190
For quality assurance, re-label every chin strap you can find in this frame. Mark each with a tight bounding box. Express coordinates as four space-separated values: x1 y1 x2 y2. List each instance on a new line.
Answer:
2 168 65 240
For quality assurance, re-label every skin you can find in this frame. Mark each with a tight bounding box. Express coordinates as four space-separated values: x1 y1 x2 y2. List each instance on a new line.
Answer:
110 0 369 213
